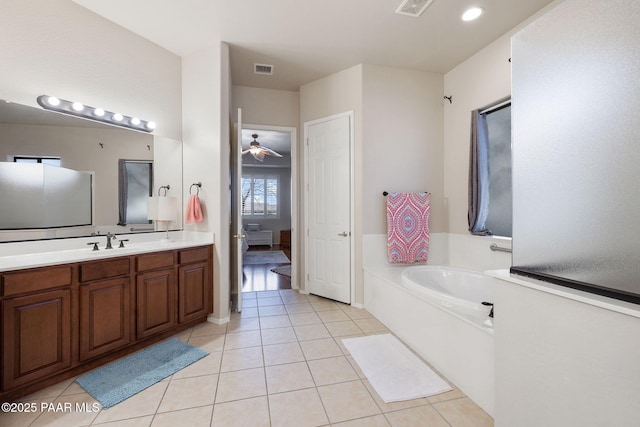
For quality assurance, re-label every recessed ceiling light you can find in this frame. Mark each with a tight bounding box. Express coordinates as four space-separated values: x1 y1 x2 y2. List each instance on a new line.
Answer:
462 6 483 21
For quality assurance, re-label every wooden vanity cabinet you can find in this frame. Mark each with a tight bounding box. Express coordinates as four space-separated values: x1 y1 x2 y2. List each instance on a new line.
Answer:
178 246 211 323
135 252 177 339
0 244 213 401
78 258 131 361
1 267 72 391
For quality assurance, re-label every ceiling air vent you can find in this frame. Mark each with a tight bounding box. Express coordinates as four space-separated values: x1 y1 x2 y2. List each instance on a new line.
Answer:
254 63 274 75
395 0 436 17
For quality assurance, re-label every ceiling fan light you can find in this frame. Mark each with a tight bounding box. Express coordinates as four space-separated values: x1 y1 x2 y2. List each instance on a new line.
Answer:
462 7 483 21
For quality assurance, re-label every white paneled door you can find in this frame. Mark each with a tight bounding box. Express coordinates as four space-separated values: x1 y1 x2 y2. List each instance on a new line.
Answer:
305 113 352 304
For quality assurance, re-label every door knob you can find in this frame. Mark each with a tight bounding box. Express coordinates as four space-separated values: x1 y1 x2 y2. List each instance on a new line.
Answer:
233 234 246 239
338 232 348 237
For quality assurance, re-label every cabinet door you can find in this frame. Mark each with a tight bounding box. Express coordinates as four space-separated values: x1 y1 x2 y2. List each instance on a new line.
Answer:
79 277 131 361
2 289 71 391
136 269 176 339
178 262 209 323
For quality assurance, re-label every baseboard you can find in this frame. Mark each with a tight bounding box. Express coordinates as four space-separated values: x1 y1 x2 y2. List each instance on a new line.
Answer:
207 314 230 325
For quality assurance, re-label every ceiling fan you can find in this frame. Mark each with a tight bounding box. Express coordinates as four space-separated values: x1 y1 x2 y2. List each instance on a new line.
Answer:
242 133 283 161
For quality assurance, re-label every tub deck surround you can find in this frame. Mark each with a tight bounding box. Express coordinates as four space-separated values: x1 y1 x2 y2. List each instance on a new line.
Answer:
0 231 215 272
362 233 511 417
488 269 640 320
491 269 640 426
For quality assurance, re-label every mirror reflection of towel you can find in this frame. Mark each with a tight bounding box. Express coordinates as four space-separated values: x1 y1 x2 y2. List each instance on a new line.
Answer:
386 192 430 264
185 194 204 223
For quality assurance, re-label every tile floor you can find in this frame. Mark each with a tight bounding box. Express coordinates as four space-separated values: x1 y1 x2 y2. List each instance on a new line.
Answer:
2 290 494 427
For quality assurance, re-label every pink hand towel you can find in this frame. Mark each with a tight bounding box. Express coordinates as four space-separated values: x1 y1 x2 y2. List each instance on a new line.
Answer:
185 194 204 223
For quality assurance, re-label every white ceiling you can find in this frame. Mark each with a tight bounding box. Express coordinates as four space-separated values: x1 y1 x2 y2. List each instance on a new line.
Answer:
72 0 554 91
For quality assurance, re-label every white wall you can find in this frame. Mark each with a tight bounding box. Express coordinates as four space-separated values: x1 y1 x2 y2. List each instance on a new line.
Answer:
300 64 446 305
0 0 182 140
362 64 444 234
182 42 231 322
443 32 512 236
300 65 364 301
232 86 299 128
442 2 561 236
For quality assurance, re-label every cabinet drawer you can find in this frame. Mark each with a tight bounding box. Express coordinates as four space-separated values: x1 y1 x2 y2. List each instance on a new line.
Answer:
136 251 175 272
2 266 72 297
79 258 130 283
179 246 210 264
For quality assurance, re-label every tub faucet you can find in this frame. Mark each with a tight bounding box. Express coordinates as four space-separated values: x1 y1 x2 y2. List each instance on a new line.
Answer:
482 301 494 318
105 233 117 249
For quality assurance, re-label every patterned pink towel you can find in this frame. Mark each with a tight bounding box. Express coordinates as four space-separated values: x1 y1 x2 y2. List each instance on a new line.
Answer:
386 192 430 264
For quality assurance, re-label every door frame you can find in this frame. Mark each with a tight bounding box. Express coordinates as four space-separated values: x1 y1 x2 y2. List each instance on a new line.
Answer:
303 111 355 305
231 109 243 312
239 123 298 290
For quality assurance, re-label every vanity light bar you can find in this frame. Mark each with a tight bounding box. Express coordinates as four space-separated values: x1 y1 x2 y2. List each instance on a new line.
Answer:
36 95 156 132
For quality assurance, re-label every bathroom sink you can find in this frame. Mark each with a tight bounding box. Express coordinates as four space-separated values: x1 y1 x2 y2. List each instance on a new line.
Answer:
0 233 214 272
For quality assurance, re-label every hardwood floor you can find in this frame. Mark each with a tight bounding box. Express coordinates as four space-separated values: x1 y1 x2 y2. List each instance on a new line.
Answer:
242 244 292 292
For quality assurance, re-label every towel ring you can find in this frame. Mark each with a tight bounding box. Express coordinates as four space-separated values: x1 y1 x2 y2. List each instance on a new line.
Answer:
190 182 202 195
158 185 170 196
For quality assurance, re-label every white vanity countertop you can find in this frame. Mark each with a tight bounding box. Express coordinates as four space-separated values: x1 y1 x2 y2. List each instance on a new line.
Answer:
0 231 214 272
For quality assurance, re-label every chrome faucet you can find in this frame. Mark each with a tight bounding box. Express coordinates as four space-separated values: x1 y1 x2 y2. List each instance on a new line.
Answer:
105 233 117 249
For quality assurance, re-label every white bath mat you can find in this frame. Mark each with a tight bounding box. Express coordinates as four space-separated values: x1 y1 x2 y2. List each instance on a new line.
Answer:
342 334 452 403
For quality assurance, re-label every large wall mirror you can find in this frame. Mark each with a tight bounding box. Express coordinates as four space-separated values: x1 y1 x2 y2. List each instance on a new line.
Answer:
0 99 182 243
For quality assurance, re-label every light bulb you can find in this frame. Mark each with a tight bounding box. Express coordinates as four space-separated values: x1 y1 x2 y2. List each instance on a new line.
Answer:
93 108 105 117
131 117 141 126
47 96 60 106
72 102 84 111
462 7 483 21
113 113 123 122
146 121 156 130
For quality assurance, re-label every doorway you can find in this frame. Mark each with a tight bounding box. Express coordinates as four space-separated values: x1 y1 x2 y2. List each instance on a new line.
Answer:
237 125 297 297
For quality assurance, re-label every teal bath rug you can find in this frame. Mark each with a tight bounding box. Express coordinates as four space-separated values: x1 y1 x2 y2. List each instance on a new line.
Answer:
76 338 208 409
